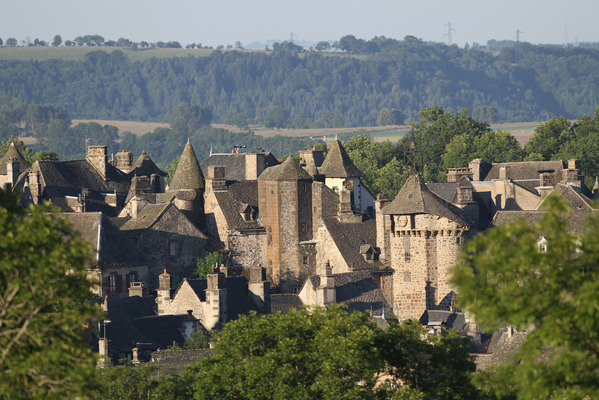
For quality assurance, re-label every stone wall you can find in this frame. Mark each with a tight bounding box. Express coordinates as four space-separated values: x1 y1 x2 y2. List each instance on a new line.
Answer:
387 214 468 320
228 231 267 272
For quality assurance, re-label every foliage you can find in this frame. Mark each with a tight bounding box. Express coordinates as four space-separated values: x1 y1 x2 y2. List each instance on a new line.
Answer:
196 252 230 278
265 106 289 129
0 190 100 399
451 195 599 399
187 306 476 399
443 130 524 169
95 363 159 400
169 103 213 136
377 108 404 126
2 40 599 126
169 327 210 350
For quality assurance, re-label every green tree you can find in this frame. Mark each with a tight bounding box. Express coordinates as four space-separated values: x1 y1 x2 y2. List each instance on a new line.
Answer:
314 41 331 52
0 190 100 398
451 195 599 399
52 35 62 47
5 38 17 47
377 108 404 126
442 130 524 169
165 155 179 184
196 252 230 278
95 363 159 400
223 110 249 129
170 103 213 135
265 106 289 129
523 116 572 160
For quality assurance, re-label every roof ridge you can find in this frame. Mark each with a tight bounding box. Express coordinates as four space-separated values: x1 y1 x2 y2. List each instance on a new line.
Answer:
170 142 205 190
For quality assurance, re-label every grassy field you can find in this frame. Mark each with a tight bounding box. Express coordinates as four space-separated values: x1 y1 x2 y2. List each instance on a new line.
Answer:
72 119 541 145
0 46 218 62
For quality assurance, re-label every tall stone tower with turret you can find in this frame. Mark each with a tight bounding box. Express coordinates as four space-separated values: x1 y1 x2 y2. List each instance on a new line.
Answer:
378 174 472 320
258 157 313 292
169 140 205 229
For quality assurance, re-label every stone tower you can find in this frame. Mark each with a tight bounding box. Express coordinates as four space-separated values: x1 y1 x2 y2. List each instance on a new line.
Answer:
169 140 205 228
379 174 471 320
258 157 313 292
319 138 374 215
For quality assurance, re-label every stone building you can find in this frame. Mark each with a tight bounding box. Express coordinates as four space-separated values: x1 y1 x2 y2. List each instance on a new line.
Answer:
0 142 30 190
155 267 270 331
378 174 472 320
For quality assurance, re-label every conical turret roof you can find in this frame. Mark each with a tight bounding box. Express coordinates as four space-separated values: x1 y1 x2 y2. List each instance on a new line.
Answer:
258 156 312 181
169 141 205 190
381 174 470 226
0 142 31 174
318 139 363 178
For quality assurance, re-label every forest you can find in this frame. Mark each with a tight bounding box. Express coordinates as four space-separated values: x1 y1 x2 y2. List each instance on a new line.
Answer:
0 37 599 126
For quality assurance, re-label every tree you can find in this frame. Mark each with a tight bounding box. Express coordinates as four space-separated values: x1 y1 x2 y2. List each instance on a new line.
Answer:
170 103 213 135
0 190 100 398
52 35 62 46
442 130 524 169
315 41 331 52
265 106 289 129
5 38 17 47
0 38 3 47
451 195 599 399
224 111 249 130
188 306 476 399
196 252 230 279
377 108 404 126
524 116 572 160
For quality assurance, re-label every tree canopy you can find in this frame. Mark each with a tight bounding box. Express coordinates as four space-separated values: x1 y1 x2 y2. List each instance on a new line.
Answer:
451 195 599 399
0 190 100 398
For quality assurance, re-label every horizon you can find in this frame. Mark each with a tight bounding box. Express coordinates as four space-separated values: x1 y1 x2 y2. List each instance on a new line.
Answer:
2 0 598 49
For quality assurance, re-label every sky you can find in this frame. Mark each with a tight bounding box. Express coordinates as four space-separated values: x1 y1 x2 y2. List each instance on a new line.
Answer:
2 0 598 48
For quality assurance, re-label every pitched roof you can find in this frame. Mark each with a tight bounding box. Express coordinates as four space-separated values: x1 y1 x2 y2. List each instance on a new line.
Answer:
317 183 382 270
270 294 303 313
258 156 312 181
483 161 564 181
200 152 280 181
213 181 263 231
0 142 31 174
307 270 392 318
419 310 467 332
318 139 363 178
381 174 471 226
63 212 147 269
129 150 167 177
170 141 204 190
426 182 459 203
150 349 212 374
119 203 171 231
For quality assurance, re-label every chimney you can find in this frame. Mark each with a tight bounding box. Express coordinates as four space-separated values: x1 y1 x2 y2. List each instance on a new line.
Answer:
204 271 227 330
131 346 141 364
563 159 582 185
498 166 509 180
150 173 162 193
6 158 19 188
156 269 171 315
245 153 265 180
375 195 391 263
28 169 42 204
456 178 474 204
116 150 134 172
316 262 335 306
248 267 271 313
468 158 490 181
207 165 227 191
87 145 108 179
128 281 144 297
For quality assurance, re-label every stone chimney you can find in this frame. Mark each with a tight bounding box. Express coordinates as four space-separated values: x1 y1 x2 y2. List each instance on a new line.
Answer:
206 165 227 191
456 178 474 205
447 168 473 183
498 166 509 180
299 148 324 178
315 262 335 306
468 159 490 181
563 159 582 186
245 153 266 180
116 150 134 172
129 281 144 297
6 158 19 188
28 169 42 204
204 271 227 330
248 267 271 313
375 194 391 263
536 172 555 198
156 269 171 315
131 346 141 364
87 145 108 179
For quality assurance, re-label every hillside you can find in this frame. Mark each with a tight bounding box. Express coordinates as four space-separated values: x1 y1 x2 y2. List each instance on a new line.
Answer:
0 40 598 126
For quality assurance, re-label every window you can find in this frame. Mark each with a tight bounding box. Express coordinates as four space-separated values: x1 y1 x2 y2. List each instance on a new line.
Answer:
405 252 411 261
537 237 547 253
169 241 181 258
109 274 118 293
303 256 308 265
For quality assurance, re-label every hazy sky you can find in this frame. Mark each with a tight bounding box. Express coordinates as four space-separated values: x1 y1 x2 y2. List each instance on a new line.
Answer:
2 0 598 48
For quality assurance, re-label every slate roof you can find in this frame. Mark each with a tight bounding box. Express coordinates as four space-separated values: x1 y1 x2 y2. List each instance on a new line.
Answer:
0 142 31 174
307 270 392 318
258 156 312 181
381 175 471 227
318 183 382 270
63 212 147 269
129 150 167 177
170 141 204 190
200 152 280 181
483 161 564 181
270 294 304 313
419 310 467 332
213 181 263 231
318 139 363 178
131 314 201 349
119 203 171 231
426 182 459 203
150 349 212 374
